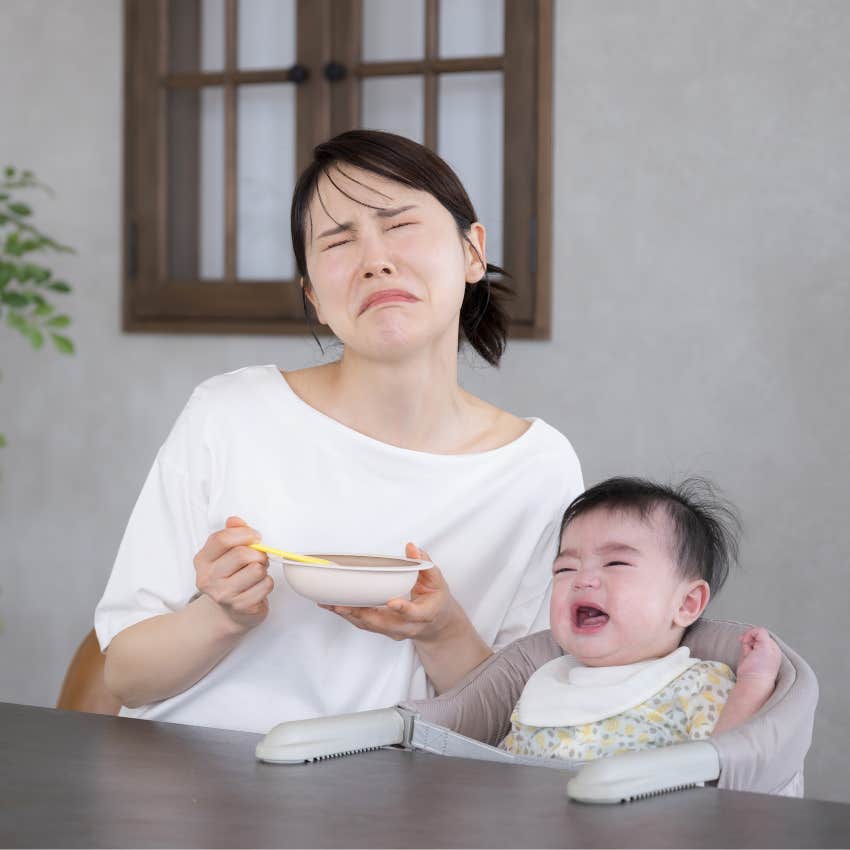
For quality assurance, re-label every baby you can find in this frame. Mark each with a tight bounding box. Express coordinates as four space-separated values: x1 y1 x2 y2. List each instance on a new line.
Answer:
501 477 782 761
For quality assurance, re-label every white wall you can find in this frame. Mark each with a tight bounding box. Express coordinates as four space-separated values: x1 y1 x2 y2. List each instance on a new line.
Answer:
1 0 848 803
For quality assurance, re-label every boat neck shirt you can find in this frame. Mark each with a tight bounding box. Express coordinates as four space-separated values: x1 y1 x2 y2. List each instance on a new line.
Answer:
94 364 583 733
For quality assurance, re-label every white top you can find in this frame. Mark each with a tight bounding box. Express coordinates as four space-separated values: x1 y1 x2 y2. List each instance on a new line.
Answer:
516 647 699 726
94 365 583 733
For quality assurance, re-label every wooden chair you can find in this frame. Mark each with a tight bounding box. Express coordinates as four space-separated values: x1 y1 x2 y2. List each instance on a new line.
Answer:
56 628 122 715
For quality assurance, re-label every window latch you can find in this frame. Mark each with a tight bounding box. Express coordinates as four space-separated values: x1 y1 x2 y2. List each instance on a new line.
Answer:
287 64 310 84
323 62 347 83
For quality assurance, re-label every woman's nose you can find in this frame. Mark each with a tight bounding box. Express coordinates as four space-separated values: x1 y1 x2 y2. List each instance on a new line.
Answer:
362 262 395 280
359 229 397 280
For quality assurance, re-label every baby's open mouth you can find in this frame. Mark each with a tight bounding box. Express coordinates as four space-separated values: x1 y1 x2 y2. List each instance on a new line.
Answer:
573 605 609 630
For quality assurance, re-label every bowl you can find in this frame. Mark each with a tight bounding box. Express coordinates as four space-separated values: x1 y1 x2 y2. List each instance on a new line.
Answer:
265 552 432 607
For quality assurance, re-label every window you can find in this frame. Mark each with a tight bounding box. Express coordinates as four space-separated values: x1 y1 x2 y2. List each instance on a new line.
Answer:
123 0 553 337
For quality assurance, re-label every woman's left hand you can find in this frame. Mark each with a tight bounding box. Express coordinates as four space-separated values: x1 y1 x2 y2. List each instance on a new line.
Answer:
319 543 463 642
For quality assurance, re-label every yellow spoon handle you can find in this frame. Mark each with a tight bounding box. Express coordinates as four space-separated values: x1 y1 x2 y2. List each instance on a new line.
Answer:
249 543 332 566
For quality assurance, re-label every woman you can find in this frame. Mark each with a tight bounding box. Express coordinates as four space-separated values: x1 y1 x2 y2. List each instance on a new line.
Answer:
95 130 583 733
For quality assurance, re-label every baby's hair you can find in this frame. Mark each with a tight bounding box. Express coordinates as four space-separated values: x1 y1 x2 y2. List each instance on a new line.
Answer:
559 476 741 596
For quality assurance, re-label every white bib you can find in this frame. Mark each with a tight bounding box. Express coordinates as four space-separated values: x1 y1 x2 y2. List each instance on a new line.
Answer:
516 646 699 727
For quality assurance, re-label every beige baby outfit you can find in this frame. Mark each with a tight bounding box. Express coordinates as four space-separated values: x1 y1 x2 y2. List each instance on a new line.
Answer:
501 646 734 761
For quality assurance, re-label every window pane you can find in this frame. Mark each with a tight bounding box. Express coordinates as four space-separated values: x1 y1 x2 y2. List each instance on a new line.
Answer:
167 0 225 72
200 88 225 279
201 0 225 71
168 0 199 72
363 0 424 62
237 84 296 280
439 0 504 59
167 88 196 278
438 72 503 266
238 0 296 70
361 76 424 144
167 88 224 280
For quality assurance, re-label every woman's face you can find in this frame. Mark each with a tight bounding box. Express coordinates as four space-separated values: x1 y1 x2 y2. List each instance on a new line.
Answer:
302 165 486 361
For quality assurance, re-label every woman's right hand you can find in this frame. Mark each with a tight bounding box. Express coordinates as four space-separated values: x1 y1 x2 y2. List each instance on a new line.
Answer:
193 515 273 632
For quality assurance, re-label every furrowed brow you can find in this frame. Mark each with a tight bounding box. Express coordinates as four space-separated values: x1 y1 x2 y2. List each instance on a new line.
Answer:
317 222 354 239
317 204 418 239
596 542 642 556
375 204 417 219
555 542 642 559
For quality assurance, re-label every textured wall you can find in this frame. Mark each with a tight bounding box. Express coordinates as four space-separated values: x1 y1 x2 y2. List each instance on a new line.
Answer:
0 0 847 803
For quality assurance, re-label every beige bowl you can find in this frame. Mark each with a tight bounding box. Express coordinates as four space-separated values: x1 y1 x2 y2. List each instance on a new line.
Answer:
266 553 432 607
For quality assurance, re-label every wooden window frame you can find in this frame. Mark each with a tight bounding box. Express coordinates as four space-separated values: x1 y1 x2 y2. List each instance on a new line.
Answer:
123 0 553 338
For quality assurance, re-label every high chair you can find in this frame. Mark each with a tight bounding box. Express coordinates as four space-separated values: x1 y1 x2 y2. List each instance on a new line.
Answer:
255 618 818 802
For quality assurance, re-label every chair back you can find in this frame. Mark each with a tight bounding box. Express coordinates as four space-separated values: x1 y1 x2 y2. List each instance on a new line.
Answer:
56 629 121 715
687 618 818 796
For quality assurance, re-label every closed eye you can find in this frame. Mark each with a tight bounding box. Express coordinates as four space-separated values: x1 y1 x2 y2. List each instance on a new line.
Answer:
553 567 576 575
324 236 353 250
324 221 413 250
605 561 632 567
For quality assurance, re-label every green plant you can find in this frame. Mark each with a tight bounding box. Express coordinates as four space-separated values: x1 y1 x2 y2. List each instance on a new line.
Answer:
0 166 76 447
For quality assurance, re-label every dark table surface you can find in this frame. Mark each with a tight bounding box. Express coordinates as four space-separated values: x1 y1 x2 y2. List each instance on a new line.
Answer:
2 701 849 848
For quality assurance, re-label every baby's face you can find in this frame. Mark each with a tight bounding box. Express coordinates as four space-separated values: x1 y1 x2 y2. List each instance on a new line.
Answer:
549 506 705 667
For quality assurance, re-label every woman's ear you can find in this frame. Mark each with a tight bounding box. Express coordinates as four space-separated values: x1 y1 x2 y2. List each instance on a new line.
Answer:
673 580 710 629
301 276 325 325
464 222 487 283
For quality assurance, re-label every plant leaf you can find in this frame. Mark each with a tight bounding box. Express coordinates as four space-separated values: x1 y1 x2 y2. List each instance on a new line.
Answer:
8 202 31 217
48 280 72 293
4 232 23 256
2 291 30 308
27 326 44 349
45 314 70 328
7 311 30 337
50 333 74 354
0 432 6 448
31 293 53 317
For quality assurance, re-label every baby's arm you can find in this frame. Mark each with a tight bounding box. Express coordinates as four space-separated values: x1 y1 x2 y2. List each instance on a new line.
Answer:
712 627 782 735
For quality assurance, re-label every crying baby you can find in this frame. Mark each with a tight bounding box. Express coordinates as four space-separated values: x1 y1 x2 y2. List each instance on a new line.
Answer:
500 477 781 761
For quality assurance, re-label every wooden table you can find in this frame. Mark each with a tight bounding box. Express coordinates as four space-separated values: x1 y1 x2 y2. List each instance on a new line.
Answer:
2 702 848 848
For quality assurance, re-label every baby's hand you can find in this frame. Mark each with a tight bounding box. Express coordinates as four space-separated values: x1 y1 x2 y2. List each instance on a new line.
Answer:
711 627 782 735
736 626 782 684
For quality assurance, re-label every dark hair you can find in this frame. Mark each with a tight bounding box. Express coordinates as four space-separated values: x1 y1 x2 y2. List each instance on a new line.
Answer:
559 476 741 597
290 129 512 366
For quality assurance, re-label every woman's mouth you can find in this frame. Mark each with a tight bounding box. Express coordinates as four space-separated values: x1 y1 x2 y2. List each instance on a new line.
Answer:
359 289 419 315
571 604 609 633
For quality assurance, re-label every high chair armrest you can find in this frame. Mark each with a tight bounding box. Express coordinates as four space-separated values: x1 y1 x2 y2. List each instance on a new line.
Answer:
566 740 721 804
256 707 411 764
